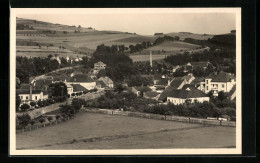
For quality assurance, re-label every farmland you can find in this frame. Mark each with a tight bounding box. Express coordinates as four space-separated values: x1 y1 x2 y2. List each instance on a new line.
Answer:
16 112 236 150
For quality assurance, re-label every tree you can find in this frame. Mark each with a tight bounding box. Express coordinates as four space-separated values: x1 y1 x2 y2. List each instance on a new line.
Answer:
30 101 36 108
218 91 226 101
55 115 61 120
16 94 21 111
17 114 31 127
30 120 35 126
20 104 30 111
39 118 45 124
96 69 106 78
49 82 68 97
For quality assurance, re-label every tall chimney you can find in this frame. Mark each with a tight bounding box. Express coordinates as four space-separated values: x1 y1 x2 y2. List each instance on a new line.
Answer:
29 84 32 101
150 51 153 67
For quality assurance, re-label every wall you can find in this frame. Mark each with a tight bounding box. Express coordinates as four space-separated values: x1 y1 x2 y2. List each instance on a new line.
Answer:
67 82 96 90
167 97 210 105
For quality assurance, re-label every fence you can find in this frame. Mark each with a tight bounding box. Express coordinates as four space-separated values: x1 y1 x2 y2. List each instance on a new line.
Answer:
84 108 236 127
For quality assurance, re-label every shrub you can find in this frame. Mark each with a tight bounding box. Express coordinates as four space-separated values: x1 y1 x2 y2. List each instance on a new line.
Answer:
93 88 97 92
71 93 75 97
30 101 36 107
30 120 35 126
67 94 70 98
83 90 89 94
39 118 45 123
17 114 31 126
47 98 55 104
20 104 30 111
47 117 53 122
55 115 61 120
37 100 43 107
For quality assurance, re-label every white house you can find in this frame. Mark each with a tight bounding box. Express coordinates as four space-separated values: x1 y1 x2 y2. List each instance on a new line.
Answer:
97 76 114 88
66 74 96 90
198 72 236 96
166 87 210 105
94 61 106 70
17 89 48 104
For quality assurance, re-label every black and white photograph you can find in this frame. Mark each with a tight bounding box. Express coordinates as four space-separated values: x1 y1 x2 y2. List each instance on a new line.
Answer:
9 8 241 155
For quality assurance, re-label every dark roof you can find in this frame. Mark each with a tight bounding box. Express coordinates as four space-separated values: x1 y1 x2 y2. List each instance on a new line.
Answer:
17 89 42 94
227 85 236 96
34 79 53 90
182 84 196 90
167 89 208 99
68 74 94 83
170 78 184 89
144 91 159 98
95 61 106 66
20 84 30 89
190 62 209 67
156 78 168 86
182 75 194 81
191 77 205 85
70 84 88 92
134 86 152 92
153 74 163 80
98 80 106 88
158 86 175 101
207 72 235 82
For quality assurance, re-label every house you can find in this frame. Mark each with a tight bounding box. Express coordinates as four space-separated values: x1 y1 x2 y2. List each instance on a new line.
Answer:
70 84 88 94
95 81 102 89
65 83 73 95
172 65 180 73
182 73 195 84
66 74 96 90
158 86 176 103
184 62 210 72
153 74 166 85
190 77 205 88
166 87 210 105
198 72 236 96
33 78 53 91
97 76 114 88
143 91 160 100
169 77 186 89
17 87 48 104
51 56 61 64
94 61 106 70
131 86 152 97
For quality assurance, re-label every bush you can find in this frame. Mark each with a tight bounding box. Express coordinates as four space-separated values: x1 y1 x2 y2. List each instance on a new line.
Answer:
37 100 43 107
47 98 55 104
17 114 31 126
39 118 45 123
30 101 36 107
83 90 89 94
30 120 35 126
93 88 97 92
55 115 61 120
71 93 75 97
47 117 53 122
20 104 30 111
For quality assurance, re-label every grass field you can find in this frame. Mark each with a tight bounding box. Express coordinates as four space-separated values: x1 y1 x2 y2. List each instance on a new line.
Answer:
16 112 236 150
130 54 169 62
146 41 200 52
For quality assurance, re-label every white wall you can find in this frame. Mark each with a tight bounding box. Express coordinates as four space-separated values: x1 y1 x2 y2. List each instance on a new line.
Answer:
167 97 210 105
67 82 96 90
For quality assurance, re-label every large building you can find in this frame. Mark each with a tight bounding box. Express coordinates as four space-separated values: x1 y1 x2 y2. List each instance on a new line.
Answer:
97 76 114 89
94 61 106 70
198 72 236 96
17 86 48 104
166 87 209 105
66 74 96 90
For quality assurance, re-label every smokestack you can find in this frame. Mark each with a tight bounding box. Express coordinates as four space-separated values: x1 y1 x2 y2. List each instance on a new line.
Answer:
29 84 32 101
150 51 153 67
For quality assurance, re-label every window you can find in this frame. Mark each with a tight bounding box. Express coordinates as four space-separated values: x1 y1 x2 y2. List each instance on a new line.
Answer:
20 96 23 99
222 84 225 88
206 80 208 84
206 86 208 90
35 96 37 100
26 96 28 100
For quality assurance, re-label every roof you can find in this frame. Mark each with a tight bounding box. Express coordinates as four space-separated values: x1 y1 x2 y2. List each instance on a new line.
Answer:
170 78 184 89
68 74 95 83
70 84 88 92
134 86 152 92
158 86 175 101
144 91 159 98
207 72 235 82
16 89 42 95
94 61 106 66
34 79 53 90
153 74 164 80
182 84 196 90
191 77 205 85
167 88 208 99
156 78 168 86
190 62 209 67
20 84 30 89
97 76 113 85
227 85 236 96
98 80 106 88
182 74 194 81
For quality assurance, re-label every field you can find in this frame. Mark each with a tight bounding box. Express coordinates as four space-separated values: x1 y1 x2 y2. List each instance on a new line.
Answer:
146 41 200 52
130 54 170 62
16 112 236 150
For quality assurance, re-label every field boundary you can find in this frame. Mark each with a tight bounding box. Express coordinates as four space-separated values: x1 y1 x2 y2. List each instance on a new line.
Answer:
84 108 236 127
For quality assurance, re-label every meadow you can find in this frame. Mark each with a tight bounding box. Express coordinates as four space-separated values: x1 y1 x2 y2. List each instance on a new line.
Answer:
16 112 236 150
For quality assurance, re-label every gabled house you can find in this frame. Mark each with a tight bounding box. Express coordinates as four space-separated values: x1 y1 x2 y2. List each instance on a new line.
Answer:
166 87 209 105
66 74 96 90
94 61 106 70
198 72 236 96
17 85 48 104
70 84 88 94
131 86 152 97
169 77 186 89
97 76 114 88
184 61 210 72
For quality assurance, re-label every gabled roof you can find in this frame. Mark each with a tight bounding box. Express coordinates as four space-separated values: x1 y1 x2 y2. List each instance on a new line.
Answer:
227 85 236 96
182 74 194 81
158 86 175 101
182 84 196 90
98 80 106 88
94 61 106 66
97 76 113 85
167 89 208 99
134 86 152 92
170 77 184 89
144 91 160 98
207 72 235 82
191 77 205 85
34 79 53 90
20 84 30 89
70 84 88 92
156 78 168 86
16 89 42 95
68 74 95 83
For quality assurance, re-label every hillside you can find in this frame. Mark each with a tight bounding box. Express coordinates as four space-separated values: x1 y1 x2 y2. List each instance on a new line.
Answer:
165 32 214 40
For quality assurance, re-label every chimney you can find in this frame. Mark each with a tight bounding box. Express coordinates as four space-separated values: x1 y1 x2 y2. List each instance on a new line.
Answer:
29 84 33 101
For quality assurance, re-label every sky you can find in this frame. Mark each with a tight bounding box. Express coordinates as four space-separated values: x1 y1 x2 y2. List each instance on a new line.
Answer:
18 13 236 35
